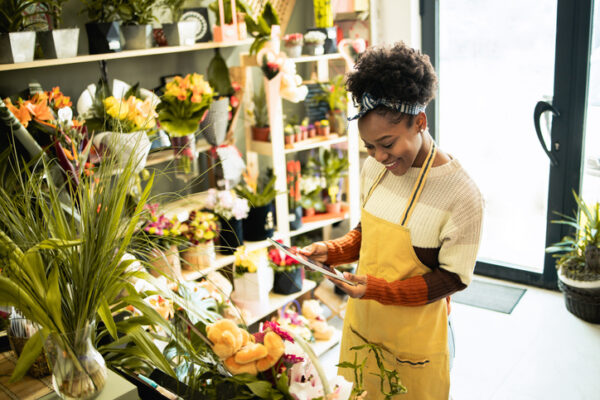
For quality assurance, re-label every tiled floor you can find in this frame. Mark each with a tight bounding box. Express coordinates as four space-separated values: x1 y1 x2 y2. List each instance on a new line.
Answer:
319 277 600 400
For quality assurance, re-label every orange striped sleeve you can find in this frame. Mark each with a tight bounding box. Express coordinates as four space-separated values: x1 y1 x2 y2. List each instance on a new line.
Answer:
325 223 362 266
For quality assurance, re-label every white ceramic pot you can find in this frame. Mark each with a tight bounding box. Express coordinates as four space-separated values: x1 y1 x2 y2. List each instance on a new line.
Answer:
0 31 36 63
38 28 80 59
231 259 274 315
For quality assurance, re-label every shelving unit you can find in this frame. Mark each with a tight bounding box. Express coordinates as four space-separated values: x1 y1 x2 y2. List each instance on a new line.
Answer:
0 39 254 72
248 134 348 155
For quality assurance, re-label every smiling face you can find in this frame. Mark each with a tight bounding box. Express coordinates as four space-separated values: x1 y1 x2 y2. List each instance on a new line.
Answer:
359 111 429 176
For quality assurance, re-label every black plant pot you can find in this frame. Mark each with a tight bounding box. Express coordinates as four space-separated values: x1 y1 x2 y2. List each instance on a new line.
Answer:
289 206 303 231
217 217 243 255
85 22 124 54
243 203 275 241
273 268 303 295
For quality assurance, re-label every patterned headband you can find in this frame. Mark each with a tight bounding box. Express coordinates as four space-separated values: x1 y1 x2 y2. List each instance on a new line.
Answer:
348 92 427 121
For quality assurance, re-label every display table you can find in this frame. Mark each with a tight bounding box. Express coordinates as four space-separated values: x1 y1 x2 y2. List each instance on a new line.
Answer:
0 351 138 400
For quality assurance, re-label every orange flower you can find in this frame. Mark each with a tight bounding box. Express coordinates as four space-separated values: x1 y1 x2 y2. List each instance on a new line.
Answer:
4 98 32 127
26 101 53 122
177 92 187 101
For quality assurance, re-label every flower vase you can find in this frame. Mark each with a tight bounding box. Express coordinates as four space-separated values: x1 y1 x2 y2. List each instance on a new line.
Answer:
149 245 182 280
182 241 216 271
217 217 244 254
243 204 275 241
170 134 198 175
273 267 303 295
44 324 108 400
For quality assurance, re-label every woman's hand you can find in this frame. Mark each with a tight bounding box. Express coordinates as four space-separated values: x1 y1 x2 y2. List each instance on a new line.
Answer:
329 272 367 298
299 242 328 263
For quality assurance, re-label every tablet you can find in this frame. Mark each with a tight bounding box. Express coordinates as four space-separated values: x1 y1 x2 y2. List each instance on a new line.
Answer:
267 238 357 286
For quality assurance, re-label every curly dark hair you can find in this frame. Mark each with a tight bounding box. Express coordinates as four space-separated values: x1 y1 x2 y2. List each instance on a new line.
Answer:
346 42 438 124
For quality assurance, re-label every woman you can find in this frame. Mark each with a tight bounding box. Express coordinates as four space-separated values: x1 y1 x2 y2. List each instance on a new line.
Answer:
301 42 484 399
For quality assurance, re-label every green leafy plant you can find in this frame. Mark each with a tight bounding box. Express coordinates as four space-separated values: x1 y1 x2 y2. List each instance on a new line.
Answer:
207 49 234 97
546 190 600 281
244 1 280 55
159 0 186 22
0 143 153 382
208 0 251 25
235 172 278 207
39 0 71 29
250 85 269 127
0 0 45 33
79 0 122 23
117 0 159 25
312 75 348 112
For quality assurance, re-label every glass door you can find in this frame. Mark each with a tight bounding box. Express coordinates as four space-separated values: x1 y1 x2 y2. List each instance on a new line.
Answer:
421 0 594 288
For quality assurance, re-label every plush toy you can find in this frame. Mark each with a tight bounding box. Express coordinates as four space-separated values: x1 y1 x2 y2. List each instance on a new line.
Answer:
256 331 285 372
302 300 334 341
206 319 248 359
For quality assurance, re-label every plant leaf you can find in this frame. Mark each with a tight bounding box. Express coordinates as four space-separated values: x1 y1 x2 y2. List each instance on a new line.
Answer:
9 329 46 382
99 296 118 340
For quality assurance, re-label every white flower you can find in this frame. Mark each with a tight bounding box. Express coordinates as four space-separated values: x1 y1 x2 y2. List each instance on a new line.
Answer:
327 376 354 400
204 188 218 210
288 361 324 400
232 197 250 220
57 106 73 124
218 190 234 209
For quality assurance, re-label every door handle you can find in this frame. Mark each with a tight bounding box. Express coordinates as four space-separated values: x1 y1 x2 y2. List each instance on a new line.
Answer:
533 101 560 167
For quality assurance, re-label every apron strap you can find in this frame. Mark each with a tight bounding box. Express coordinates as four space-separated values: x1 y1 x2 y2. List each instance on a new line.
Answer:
400 140 437 226
362 167 388 208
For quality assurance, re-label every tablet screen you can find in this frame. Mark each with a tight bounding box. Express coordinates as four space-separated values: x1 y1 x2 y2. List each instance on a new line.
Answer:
268 238 357 286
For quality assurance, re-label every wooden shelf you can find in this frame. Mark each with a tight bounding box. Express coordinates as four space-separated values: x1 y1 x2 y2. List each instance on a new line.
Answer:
249 135 348 156
289 53 344 63
0 39 253 71
241 279 317 326
310 327 342 357
290 214 348 237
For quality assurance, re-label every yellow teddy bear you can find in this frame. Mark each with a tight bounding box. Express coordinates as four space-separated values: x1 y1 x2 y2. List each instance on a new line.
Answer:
302 300 334 340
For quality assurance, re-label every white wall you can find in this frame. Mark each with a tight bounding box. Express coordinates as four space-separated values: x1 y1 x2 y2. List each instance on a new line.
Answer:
371 0 421 49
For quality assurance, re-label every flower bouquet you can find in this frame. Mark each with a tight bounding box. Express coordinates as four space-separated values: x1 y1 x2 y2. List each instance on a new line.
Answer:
269 241 304 294
203 188 250 254
157 73 214 174
231 247 273 314
180 210 218 271
137 203 183 280
78 79 158 174
274 301 314 343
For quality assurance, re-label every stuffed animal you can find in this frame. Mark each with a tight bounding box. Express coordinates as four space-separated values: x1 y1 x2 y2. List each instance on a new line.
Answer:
256 331 285 372
206 319 248 359
302 300 334 340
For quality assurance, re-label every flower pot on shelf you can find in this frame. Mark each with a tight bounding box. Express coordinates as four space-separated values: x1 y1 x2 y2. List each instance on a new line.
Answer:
148 245 182 280
326 202 342 214
303 207 316 217
0 31 36 63
303 43 324 56
44 324 108 400
308 127 316 138
162 21 196 46
232 262 273 314
85 22 124 54
217 217 243 254
182 241 217 271
289 205 303 231
273 267 303 295
200 97 229 146
251 126 270 141
317 125 330 136
284 44 302 58
243 204 275 241
121 24 153 49
285 135 295 145
37 28 79 59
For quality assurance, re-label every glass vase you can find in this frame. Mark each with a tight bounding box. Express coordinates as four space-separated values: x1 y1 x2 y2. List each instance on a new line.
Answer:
44 324 108 400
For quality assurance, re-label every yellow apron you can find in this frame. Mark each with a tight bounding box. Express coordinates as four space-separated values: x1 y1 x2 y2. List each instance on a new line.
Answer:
338 142 450 399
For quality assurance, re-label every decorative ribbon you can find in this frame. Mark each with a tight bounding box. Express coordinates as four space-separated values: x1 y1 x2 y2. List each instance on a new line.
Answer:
348 92 427 120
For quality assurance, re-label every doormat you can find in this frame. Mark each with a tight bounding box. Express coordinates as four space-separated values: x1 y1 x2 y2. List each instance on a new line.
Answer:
452 280 526 314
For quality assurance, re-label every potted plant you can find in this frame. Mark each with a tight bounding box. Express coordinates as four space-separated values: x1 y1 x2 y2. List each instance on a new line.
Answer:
118 0 158 50
156 73 214 174
317 119 330 136
248 85 270 141
179 210 218 271
312 75 348 135
0 142 156 398
80 0 124 54
546 191 600 323
268 244 303 294
0 0 43 63
299 175 326 217
160 0 196 46
231 246 273 313
137 203 184 280
37 0 80 59
308 148 348 214
284 123 295 145
203 188 250 255
287 160 303 230
282 32 303 58
302 30 326 56
235 172 278 241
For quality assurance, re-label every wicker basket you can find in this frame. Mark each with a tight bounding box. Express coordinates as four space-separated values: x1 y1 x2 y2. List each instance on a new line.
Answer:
558 279 600 324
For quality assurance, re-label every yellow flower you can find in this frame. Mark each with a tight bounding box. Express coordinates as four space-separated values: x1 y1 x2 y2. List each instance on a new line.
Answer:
104 96 128 120
148 227 157 234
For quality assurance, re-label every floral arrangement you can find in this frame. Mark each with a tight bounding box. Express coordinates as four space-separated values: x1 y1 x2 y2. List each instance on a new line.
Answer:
255 42 308 103
233 246 266 277
313 75 348 112
283 33 303 46
101 94 158 133
304 30 326 45
260 53 281 80
138 203 182 248
179 210 218 245
204 188 250 220
300 175 326 212
274 303 314 342
268 241 302 272
157 73 214 137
